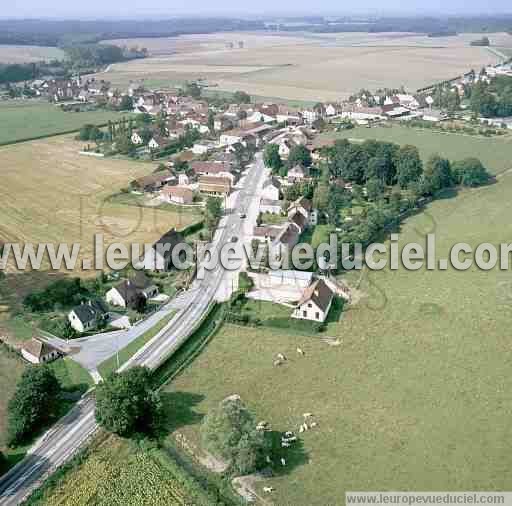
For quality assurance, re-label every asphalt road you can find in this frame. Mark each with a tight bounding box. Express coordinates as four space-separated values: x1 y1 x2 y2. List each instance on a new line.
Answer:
0 153 266 505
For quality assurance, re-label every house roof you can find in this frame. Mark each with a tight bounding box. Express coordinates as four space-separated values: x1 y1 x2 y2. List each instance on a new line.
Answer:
290 212 307 231
290 196 312 212
112 272 155 302
297 279 334 312
262 177 281 190
134 173 172 189
22 338 58 359
162 185 193 199
191 161 231 175
153 228 184 252
275 223 300 247
71 299 107 324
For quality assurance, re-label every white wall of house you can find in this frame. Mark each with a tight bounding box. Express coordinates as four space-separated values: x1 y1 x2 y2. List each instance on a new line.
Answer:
106 287 127 308
21 349 59 364
262 184 280 201
68 310 89 333
292 298 331 322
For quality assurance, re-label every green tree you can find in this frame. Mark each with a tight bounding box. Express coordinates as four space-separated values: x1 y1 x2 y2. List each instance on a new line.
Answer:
205 196 223 232
185 81 201 99
366 178 385 201
452 158 490 187
423 154 453 194
207 110 215 132
116 134 136 156
200 396 271 475
78 124 95 141
95 367 161 437
287 144 312 168
263 143 283 173
7 366 61 446
396 145 423 188
118 95 133 111
233 90 251 104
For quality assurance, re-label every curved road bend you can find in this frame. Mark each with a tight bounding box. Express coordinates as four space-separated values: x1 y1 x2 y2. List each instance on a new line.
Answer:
0 153 266 505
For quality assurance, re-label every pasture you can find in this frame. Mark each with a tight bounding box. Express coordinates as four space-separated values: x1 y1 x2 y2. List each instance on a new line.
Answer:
0 45 64 64
0 101 129 145
320 125 512 175
163 173 512 505
99 31 510 101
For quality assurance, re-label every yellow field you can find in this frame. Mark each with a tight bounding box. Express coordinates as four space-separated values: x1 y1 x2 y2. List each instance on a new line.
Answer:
0 45 65 64
99 31 511 101
0 135 197 273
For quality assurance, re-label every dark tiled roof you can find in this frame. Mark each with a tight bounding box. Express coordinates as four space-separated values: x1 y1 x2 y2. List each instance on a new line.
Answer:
298 279 334 312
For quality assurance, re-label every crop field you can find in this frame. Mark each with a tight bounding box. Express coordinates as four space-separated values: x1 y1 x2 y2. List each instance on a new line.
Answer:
99 31 510 101
29 435 214 505
0 45 65 64
320 125 512 175
0 101 131 145
0 134 199 331
164 172 512 505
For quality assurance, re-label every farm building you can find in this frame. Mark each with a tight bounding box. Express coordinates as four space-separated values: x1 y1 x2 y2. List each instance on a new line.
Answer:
161 185 194 205
199 175 232 196
21 338 61 364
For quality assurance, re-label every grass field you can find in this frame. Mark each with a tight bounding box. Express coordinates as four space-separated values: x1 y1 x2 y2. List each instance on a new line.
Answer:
320 125 512 175
0 45 65 64
163 171 512 504
0 101 130 145
28 435 215 505
99 31 509 101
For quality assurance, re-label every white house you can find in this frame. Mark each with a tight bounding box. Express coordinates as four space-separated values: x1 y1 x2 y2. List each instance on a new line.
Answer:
287 165 310 184
302 109 319 124
131 132 144 145
291 279 334 322
192 142 216 155
106 273 159 308
260 198 283 215
261 177 281 201
325 104 339 117
178 173 190 186
21 338 60 364
247 111 275 124
68 300 107 334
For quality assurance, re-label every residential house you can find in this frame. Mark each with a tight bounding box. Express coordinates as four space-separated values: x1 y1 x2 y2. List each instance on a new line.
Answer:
68 299 108 334
21 338 60 364
291 279 335 323
192 141 217 155
161 185 194 205
191 161 234 182
261 177 282 201
219 129 256 147
214 115 234 132
259 198 283 215
148 135 171 151
106 272 159 308
288 196 318 226
287 164 310 184
131 131 144 145
272 222 301 257
178 173 190 185
325 103 340 117
301 109 319 124
140 228 185 271
198 175 232 196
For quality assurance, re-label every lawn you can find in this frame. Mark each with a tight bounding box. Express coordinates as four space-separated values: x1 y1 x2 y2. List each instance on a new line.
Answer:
162 173 512 505
26 434 215 505
98 311 176 378
0 45 65 64
49 357 94 394
0 101 130 145
320 125 512 175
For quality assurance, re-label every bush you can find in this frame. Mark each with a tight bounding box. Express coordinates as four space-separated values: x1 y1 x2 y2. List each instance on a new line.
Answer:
24 278 90 312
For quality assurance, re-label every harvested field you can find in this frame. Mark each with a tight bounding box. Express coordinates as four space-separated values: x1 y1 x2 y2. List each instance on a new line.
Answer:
0 45 64 64
98 31 510 101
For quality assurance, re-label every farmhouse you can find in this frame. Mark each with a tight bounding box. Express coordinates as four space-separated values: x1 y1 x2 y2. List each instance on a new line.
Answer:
292 279 335 323
68 299 108 334
199 175 232 196
191 161 233 178
140 228 185 271
148 135 171 150
21 338 60 364
106 272 159 308
132 173 174 193
161 185 194 205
